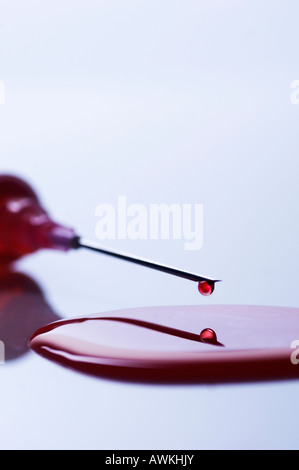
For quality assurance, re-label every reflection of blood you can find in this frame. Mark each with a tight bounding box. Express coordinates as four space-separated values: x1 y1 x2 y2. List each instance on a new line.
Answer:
29 305 299 385
0 269 60 360
199 328 218 344
32 316 224 347
0 288 23 312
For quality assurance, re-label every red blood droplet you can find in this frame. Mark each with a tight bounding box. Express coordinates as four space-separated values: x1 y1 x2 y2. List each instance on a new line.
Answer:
199 328 218 344
198 281 215 296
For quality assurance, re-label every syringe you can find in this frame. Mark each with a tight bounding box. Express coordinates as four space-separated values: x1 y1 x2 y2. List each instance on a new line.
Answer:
0 174 219 295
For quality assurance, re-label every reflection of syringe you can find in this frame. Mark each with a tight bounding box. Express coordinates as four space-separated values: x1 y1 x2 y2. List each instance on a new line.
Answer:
0 175 219 295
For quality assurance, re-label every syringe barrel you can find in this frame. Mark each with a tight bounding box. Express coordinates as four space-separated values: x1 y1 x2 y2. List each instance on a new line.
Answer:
0 175 76 264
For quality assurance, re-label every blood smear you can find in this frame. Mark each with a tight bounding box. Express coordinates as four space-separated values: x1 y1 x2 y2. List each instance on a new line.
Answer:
29 305 299 384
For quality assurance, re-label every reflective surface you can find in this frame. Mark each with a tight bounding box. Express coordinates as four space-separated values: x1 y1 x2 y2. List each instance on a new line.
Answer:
29 305 299 384
0 266 60 361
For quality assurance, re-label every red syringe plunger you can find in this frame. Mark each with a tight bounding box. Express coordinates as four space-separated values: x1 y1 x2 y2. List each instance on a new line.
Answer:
0 175 76 264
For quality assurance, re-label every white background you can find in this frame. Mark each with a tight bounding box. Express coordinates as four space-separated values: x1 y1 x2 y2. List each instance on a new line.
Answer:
0 0 299 449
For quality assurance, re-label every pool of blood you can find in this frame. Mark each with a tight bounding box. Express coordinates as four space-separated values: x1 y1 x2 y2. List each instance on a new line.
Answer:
29 305 299 384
